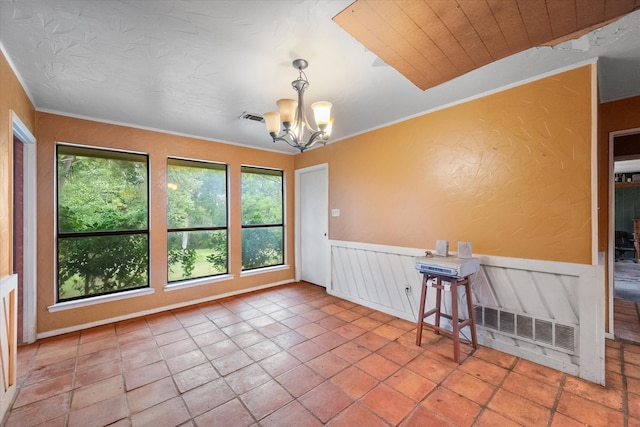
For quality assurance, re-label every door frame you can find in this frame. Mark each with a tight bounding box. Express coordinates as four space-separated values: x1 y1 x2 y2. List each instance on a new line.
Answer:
608 126 640 339
12 112 36 344
294 163 330 286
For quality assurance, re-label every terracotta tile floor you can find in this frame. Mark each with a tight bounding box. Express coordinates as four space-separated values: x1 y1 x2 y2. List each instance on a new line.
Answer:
615 297 640 343
6 282 640 426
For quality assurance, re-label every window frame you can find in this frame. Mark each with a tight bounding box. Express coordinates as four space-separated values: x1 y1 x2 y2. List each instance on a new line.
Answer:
166 157 230 283
240 166 285 271
55 143 150 303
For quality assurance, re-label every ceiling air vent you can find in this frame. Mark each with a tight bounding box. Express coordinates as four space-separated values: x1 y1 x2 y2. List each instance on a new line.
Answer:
239 112 264 123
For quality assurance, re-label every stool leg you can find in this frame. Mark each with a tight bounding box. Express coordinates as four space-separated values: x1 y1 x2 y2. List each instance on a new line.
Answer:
415 274 428 346
451 279 460 363
434 277 442 332
465 280 478 349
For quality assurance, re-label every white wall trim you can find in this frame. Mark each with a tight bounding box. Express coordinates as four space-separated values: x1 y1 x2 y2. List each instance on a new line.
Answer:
607 125 640 339
591 61 599 266
330 240 593 275
329 288 415 323
11 111 37 344
330 240 427 258
578 252 606 383
239 264 290 277
11 112 35 145
48 288 156 313
39 279 295 339
164 274 235 292
608 130 616 338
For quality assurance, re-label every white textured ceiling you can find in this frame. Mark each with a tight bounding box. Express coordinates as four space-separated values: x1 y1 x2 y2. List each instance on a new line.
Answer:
2 1 640 154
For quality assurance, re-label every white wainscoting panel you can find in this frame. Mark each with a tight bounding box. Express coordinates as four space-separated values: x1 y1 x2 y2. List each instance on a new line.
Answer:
328 241 605 385
331 243 422 320
0 274 17 420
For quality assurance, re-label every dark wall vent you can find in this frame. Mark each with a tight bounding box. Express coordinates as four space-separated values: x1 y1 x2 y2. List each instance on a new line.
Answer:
516 314 533 339
484 307 499 330
535 319 553 345
555 324 575 351
239 112 264 123
499 311 515 334
475 305 576 354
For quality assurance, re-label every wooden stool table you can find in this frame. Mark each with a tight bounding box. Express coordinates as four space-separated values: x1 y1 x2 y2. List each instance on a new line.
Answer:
415 272 478 363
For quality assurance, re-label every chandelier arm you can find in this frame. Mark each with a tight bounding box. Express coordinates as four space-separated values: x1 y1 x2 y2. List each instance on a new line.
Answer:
271 129 326 152
271 129 304 151
283 127 300 147
307 130 328 146
271 135 299 148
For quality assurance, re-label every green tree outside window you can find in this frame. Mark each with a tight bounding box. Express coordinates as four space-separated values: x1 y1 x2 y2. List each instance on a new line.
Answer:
167 159 228 282
241 167 284 270
56 145 149 301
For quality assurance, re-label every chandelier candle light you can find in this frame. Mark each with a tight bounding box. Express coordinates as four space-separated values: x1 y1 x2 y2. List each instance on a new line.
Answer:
264 59 334 152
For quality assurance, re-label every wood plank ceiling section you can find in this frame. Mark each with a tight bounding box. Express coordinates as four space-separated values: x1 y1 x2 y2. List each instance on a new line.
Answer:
333 0 640 90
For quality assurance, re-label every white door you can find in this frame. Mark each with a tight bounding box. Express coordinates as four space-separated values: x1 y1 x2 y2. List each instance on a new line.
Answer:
297 165 329 287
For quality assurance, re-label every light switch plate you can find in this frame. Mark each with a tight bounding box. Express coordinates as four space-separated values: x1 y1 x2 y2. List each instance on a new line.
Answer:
331 209 340 217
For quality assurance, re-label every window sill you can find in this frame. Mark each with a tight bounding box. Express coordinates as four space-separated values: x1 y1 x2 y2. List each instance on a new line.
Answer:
240 264 290 277
48 287 155 313
164 274 235 292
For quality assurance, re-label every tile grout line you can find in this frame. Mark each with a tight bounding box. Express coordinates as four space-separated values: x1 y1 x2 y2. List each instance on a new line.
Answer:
157 314 197 426
470 349 520 427
67 334 80 426
620 342 629 427
547 373 567 427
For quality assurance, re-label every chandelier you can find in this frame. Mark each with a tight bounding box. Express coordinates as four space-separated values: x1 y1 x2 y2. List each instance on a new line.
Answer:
264 59 334 152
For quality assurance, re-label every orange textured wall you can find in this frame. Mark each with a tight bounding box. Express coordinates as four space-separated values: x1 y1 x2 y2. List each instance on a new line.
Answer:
296 65 595 264
36 113 295 333
0 50 36 277
600 96 640 138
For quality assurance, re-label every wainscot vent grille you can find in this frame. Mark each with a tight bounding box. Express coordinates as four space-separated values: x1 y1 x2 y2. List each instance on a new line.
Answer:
500 311 515 334
474 305 577 354
516 314 533 339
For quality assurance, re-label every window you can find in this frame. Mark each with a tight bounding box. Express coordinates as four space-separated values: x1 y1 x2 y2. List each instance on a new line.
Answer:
167 159 228 282
56 145 149 302
241 166 284 270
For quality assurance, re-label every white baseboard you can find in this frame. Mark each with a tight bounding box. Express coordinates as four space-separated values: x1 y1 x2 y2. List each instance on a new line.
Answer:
36 279 295 340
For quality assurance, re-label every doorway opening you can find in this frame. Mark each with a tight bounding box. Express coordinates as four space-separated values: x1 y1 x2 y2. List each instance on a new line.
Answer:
611 131 640 343
11 112 37 345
